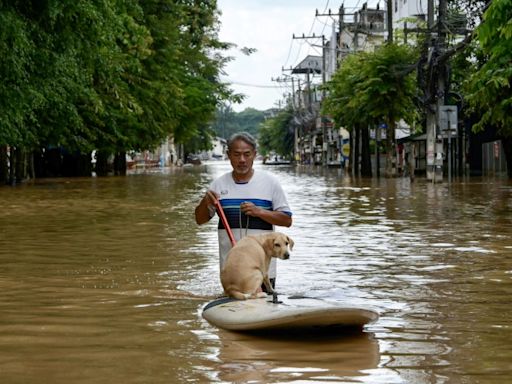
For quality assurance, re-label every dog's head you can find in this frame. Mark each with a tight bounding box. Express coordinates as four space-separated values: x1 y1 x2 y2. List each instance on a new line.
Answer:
268 232 294 260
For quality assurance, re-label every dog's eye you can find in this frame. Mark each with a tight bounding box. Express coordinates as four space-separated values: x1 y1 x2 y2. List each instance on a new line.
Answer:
275 243 281 247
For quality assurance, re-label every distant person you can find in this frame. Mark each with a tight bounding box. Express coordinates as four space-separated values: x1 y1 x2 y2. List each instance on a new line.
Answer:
195 132 292 291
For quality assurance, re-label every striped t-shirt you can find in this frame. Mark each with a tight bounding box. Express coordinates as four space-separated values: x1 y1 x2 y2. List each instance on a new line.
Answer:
209 170 292 278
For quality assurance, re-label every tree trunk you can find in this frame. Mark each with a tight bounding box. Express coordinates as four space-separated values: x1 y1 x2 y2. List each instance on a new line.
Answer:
9 147 15 185
502 136 512 178
61 152 92 177
0 146 8 185
44 148 62 177
15 147 26 183
408 142 416 182
347 130 353 173
33 148 47 178
353 125 360 176
95 150 110 177
28 151 35 179
385 119 396 178
79 152 93 176
361 125 372 177
62 152 75 177
114 151 127 176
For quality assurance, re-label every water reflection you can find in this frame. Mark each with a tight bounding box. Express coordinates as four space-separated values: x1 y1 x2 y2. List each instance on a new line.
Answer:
1 163 511 383
212 329 379 383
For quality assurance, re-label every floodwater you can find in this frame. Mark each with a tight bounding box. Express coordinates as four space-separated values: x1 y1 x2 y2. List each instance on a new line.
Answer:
1 161 511 384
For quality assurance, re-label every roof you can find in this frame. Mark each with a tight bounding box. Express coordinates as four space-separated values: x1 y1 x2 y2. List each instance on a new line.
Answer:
397 133 427 143
292 55 322 74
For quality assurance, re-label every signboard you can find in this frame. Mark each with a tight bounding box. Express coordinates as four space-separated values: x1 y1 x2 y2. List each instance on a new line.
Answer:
439 106 458 137
341 143 350 157
494 141 500 159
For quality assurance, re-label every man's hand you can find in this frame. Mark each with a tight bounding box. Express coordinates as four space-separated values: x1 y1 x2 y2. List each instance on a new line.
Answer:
195 190 220 225
240 201 292 227
240 201 261 217
204 190 219 206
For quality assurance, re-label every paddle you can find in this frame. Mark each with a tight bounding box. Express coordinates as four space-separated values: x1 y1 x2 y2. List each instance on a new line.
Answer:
213 198 236 247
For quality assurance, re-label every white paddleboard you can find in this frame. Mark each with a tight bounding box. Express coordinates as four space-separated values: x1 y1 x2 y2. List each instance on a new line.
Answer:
202 295 379 331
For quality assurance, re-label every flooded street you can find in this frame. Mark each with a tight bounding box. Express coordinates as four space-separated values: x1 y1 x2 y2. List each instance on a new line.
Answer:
1 161 511 383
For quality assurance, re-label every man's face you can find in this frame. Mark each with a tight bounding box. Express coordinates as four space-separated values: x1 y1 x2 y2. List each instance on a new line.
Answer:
227 140 256 176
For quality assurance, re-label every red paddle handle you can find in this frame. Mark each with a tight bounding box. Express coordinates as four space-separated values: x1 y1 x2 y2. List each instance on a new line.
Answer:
213 199 236 247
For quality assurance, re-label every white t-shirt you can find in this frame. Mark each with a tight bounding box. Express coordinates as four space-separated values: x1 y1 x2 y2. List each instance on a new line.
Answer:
209 170 292 278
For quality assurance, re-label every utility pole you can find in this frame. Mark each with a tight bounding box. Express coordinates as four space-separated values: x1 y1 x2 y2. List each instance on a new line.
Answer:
425 0 437 182
321 34 327 165
275 73 301 162
316 6 354 166
424 0 448 182
271 75 297 110
281 67 302 111
292 33 325 164
386 0 393 43
437 0 448 182
292 33 323 112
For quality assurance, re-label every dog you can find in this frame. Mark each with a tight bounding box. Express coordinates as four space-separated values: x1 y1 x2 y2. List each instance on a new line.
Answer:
220 232 294 300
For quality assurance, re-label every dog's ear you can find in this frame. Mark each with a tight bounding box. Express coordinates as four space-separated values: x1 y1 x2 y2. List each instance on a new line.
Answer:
287 236 294 250
263 236 275 254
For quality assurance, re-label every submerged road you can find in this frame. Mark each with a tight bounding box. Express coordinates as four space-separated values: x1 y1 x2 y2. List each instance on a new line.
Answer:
1 161 511 383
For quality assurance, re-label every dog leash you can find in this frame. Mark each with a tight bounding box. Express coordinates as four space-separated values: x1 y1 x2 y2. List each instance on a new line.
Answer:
238 204 250 240
213 199 236 247
215 199 280 304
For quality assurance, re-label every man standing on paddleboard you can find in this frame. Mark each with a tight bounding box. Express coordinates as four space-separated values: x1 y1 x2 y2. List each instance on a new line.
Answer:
195 132 293 292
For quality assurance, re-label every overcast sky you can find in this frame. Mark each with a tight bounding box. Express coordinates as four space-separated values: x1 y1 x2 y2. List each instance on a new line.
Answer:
217 0 372 112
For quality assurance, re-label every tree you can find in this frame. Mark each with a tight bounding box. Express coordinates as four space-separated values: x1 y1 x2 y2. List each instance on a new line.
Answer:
258 108 294 158
357 44 419 177
465 0 512 177
323 44 419 177
210 106 266 140
233 108 266 138
322 53 369 175
211 103 238 139
0 0 240 181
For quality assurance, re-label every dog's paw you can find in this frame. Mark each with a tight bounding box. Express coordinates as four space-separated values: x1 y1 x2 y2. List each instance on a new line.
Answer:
256 292 267 298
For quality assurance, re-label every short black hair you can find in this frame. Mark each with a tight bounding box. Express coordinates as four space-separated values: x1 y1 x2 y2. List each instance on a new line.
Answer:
227 132 257 151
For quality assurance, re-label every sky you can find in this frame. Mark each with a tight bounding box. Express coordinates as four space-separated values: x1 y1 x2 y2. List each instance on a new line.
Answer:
216 0 374 112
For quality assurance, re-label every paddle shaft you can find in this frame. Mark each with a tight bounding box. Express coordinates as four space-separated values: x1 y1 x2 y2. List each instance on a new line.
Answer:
213 199 236 247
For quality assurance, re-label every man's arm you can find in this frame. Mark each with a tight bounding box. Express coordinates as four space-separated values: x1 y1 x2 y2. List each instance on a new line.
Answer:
240 202 292 227
195 190 218 225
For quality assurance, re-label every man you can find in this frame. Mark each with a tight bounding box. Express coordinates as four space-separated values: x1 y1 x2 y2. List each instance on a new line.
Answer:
195 132 292 290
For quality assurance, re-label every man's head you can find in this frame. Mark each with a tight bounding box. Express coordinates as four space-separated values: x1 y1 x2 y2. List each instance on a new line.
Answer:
227 132 257 179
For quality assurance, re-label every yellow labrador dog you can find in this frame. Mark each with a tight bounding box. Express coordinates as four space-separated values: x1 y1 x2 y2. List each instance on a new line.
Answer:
220 232 294 300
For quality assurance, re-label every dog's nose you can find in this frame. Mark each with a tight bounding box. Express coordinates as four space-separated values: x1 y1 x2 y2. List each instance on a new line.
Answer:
283 252 290 259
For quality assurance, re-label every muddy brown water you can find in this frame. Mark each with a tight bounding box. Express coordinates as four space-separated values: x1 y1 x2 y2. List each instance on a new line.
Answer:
1 162 511 383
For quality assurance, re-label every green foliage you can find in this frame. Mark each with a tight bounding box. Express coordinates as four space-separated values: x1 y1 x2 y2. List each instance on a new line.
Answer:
465 0 512 136
323 43 419 131
210 105 266 139
322 53 367 130
0 9 36 146
0 0 238 165
358 44 419 127
258 108 294 158
234 108 266 137
394 16 427 46
322 42 419 176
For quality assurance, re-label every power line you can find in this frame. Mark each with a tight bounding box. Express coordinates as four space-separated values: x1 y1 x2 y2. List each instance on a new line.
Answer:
224 81 283 89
